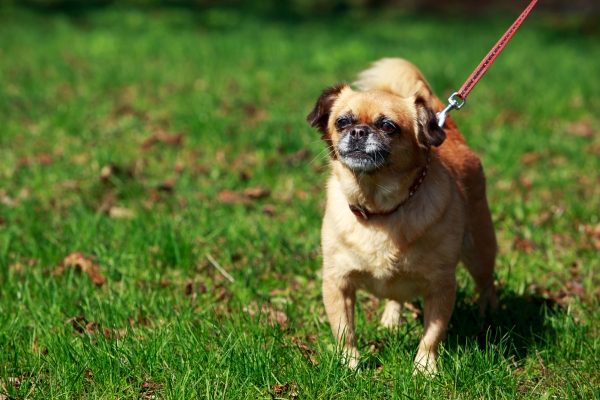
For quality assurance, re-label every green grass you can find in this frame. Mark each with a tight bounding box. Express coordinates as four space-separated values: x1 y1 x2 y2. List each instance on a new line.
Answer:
1 5 599 399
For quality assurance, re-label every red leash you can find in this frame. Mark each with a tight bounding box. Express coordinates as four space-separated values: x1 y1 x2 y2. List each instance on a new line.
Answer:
437 0 538 127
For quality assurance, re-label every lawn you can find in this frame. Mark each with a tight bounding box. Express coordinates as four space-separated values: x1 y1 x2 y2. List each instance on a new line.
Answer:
0 4 599 399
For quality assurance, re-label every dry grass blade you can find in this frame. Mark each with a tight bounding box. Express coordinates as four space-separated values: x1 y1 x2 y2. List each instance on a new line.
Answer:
206 254 235 283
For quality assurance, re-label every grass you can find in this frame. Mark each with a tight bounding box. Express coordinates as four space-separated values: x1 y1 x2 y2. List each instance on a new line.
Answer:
0 4 599 399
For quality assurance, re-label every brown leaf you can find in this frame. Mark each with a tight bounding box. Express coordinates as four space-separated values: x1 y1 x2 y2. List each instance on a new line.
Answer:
217 189 247 204
65 315 93 334
85 369 94 382
275 310 288 326
583 223 600 250
285 149 311 163
217 187 270 204
566 120 595 138
57 252 106 286
262 204 275 216
519 176 533 188
565 278 586 298
17 153 54 167
514 237 535 253
142 130 184 151
239 170 251 181
570 262 580 278
242 104 269 126
98 191 117 213
157 177 178 192
520 152 540 165
291 337 318 365
242 186 270 199
271 382 299 398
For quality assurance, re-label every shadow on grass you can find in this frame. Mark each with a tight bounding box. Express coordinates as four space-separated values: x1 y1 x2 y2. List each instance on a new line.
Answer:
357 288 560 371
447 287 558 360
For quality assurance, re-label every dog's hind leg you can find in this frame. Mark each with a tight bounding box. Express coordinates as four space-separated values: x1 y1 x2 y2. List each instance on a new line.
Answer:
461 199 498 316
380 299 403 328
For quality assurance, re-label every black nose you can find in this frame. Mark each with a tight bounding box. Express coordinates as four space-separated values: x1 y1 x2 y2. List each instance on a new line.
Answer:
350 127 367 139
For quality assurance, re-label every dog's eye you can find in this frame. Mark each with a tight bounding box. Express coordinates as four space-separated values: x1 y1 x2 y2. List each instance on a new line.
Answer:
336 118 351 129
380 121 396 133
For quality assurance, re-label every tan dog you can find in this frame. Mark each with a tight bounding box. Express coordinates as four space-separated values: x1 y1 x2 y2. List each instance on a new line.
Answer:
307 58 497 374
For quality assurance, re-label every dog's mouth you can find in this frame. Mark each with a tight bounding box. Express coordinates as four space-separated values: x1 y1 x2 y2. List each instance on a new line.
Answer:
338 148 389 172
335 126 391 172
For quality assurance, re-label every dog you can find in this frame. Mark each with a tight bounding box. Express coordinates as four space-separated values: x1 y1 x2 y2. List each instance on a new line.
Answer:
307 58 498 374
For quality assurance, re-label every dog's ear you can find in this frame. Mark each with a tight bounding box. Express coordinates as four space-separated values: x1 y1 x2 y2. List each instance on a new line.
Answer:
414 95 446 147
307 83 349 136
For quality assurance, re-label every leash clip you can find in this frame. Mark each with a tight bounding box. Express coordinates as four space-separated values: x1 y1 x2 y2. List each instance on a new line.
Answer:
436 92 465 128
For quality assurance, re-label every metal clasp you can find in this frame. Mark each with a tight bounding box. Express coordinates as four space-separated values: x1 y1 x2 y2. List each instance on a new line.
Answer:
436 92 466 128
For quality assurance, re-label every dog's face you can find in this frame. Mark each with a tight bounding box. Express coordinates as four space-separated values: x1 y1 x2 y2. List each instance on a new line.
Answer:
307 84 445 173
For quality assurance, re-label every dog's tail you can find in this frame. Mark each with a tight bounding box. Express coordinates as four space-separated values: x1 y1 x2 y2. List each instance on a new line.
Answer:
354 58 443 110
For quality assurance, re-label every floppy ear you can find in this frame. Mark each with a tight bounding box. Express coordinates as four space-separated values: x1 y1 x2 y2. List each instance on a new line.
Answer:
306 83 349 137
414 95 446 147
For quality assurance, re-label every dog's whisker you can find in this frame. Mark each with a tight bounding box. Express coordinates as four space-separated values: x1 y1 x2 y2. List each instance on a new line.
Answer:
308 145 334 166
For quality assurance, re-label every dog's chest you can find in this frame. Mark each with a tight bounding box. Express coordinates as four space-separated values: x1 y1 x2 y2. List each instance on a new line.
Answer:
340 219 416 279
333 221 431 300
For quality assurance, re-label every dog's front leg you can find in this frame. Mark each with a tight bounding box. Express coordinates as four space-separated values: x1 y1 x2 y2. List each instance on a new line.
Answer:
414 278 456 375
322 278 359 368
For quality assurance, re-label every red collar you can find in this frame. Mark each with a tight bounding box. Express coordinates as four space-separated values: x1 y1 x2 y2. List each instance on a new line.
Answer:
349 157 430 220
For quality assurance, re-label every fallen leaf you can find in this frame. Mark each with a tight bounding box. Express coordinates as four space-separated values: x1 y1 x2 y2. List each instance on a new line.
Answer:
142 130 184 151
65 315 96 334
285 149 311 164
290 337 318 365
262 204 275 215
570 262 579 278
566 120 595 138
520 152 540 165
98 191 116 213
17 153 54 167
56 252 106 286
514 237 535 253
275 310 288 325
565 279 586 297
242 104 269 126
217 187 270 204
271 382 299 398
157 177 177 191
585 223 600 251
519 176 533 188
217 189 247 204
242 186 270 199
85 369 94 382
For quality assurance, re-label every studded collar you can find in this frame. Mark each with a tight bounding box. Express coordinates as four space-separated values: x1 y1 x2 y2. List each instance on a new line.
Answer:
349 155 431 220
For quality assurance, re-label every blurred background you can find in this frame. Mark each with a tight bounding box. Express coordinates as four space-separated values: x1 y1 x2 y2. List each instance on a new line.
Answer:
6 0 600 14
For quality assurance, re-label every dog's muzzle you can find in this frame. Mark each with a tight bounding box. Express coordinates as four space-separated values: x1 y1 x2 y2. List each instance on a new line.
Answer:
337 125 389 172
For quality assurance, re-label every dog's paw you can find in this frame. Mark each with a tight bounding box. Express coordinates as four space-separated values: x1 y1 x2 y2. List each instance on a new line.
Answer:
380 300 403 329
413 350 438 377
342 347 360 369
478 283 498 317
